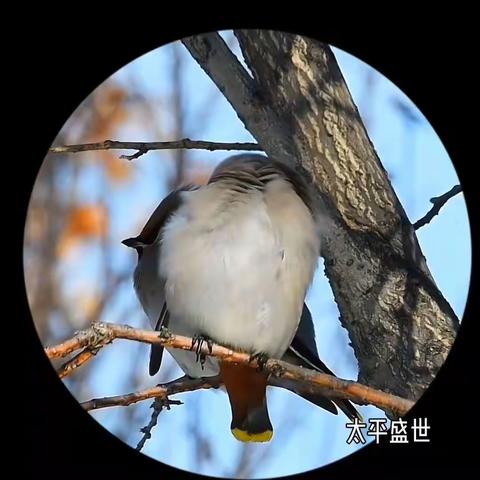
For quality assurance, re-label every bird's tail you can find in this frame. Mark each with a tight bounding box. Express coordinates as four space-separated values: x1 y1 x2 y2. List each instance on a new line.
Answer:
220 362 273 443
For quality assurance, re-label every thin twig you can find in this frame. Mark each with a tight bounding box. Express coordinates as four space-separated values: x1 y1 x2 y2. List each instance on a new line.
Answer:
57 347 101 379
47 322 414 417
136 397 183 451
86 375 222 452
413 185 462 229
82 375 222 411
49 138 262 160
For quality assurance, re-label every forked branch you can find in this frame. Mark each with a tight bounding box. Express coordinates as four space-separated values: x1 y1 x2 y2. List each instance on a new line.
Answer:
46 322 414 418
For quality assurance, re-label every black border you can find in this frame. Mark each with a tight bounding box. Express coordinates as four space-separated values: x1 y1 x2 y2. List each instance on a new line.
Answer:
18 16 477 479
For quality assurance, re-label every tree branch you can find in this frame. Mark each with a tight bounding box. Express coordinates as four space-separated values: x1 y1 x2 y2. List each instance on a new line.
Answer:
45 322 113 359
135 398 183 451
49 138 262 160
47 322 414 417
413 185 462 229
85 375 217 453
82 375 222 411
57 347 100 379
182 34 296 164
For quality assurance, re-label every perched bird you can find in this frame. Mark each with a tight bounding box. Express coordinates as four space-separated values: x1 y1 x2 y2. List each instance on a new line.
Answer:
123 154 360 442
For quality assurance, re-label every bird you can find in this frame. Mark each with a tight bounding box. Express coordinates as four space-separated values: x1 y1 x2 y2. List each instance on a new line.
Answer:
123 153 361 442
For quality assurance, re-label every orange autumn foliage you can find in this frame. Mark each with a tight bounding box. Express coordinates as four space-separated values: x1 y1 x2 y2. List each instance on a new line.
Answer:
101 151 132 183
57 205 108 257
82 84 134 184
87 86 129 142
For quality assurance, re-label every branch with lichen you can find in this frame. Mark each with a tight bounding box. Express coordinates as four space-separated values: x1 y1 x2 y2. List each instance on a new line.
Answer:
46 322 414 418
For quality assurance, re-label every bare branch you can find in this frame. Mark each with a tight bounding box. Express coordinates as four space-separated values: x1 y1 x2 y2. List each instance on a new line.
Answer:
413 185 462 230
121 148 147 161
136 400 162 451
135 399 177 451
82 375 222 411
57 347 100 379
47 323 414 417
49 138 262 160
133 375 222 452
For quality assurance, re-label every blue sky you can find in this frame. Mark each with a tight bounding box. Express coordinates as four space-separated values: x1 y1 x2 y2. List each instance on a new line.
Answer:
45 32 471 478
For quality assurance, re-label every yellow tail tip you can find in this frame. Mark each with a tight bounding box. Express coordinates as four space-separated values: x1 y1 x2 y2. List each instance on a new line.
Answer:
231 428 273 443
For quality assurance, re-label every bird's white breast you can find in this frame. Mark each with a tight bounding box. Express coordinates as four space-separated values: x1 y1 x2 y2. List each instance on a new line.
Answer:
159 179 320 359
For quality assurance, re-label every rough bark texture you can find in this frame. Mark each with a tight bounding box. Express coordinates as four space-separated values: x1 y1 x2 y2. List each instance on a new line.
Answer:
182 30 459 401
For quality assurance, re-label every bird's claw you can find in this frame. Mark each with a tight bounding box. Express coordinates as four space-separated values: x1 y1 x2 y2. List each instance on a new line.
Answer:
191 334 213 369
158 326 172 339
249 352 269 372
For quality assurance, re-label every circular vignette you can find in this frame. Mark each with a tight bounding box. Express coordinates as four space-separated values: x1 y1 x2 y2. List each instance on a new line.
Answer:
23 30 471 478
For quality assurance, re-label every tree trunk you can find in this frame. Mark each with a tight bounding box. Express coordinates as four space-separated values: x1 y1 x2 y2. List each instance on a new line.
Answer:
182 30 459 401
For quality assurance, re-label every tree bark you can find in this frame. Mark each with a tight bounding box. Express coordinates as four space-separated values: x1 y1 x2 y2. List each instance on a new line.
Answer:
182 30 459 401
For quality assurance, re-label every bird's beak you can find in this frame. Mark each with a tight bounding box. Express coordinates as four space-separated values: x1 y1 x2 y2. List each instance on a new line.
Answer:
121 237 146 249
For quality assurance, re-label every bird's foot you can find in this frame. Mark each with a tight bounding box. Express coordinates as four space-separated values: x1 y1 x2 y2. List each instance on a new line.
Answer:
191 334 214 369
158 326 173 339
249 352 269 372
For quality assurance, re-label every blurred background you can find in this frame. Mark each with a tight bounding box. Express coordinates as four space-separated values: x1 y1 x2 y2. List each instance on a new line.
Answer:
23 31 471 478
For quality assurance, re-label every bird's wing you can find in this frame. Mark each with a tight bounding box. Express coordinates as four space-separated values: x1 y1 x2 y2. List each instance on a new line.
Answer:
285 304 362 421
123 185 198 376
149 303 170 376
